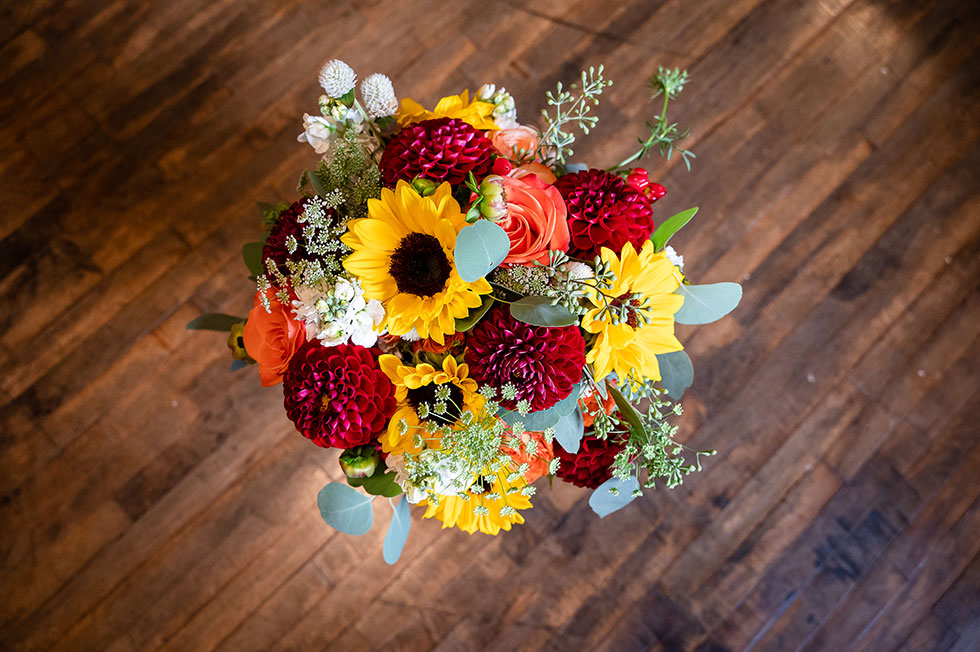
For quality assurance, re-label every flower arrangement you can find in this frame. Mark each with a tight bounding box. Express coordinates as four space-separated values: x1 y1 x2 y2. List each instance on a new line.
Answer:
190 60 741 563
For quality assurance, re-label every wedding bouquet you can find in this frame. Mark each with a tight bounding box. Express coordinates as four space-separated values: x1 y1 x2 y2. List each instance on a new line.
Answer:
190 59 741 563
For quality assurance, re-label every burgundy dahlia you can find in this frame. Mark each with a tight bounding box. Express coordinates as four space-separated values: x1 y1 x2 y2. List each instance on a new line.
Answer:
262 201 308 278
554 433 627 489
379 117 495 187
554 168 655 260
464 306 585 412
283 341 396 449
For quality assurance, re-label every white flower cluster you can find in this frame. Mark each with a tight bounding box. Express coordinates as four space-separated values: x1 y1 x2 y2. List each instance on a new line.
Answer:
664 245 685 271
318 59 357 98
477 83 518 129
291 276 384 347
360 73 398 118
387 451 476 504
299 60 397 158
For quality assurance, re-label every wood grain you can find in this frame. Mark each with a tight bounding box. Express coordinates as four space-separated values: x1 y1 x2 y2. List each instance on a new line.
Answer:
2 1 978 650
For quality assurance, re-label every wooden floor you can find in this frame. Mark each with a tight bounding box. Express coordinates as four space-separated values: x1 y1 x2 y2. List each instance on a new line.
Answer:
2 0 979 650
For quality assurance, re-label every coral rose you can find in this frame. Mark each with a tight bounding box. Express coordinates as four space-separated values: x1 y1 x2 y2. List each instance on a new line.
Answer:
491 125 538 160
242 289 307 387
497 173 569 265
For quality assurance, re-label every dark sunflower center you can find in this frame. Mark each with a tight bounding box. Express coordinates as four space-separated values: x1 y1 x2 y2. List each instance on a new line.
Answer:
389 232 451 297
406 382 464 424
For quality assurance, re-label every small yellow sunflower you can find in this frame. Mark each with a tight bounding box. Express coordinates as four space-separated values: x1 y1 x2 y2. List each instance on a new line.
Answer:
378 354 483 455
582 240 685 383
342 181 492 344
397 90 498 131
420 470 532 535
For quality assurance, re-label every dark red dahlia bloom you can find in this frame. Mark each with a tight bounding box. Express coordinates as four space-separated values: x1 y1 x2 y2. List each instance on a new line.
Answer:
554 169 655 260
262 201 308 278
283 341 396 449
554 433 626 489
379 117 496 187
464 306 585 412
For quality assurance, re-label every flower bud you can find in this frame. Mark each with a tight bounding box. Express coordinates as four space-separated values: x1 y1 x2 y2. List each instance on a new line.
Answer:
626 168 650 193
411 177 439 197
492 157 514 176
226 322 252 361
478 175 508 221
339 445 381 479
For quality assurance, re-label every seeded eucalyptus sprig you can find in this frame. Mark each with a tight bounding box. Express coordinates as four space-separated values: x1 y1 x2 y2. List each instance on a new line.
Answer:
609 67 695 173
537 66 613 173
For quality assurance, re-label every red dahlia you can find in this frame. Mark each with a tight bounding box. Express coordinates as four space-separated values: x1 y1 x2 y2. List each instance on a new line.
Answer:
554 169 655 260
554 433 626 489
262 201 310 278
464 306 585 412
379 117 496 187
283 341 396 449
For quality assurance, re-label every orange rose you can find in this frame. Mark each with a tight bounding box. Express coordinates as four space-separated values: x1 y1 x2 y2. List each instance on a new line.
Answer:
497 174 570 266
491 125 538 160
242 289 306 387
510 162 557 185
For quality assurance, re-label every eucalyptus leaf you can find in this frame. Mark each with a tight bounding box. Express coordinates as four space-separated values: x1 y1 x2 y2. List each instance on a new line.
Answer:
383 496 411 565
674 282 742 325
553 407 585 453
589 475 640 518
651 207 698 251
230 359 248 372
186 313 245 332
316 482 374 535
565 162 588 173
607 383 646 437
242 242 264 276
454 219 510 282
657 350 693 399
455 294 495 332
498 384 581 431
509 296 577 327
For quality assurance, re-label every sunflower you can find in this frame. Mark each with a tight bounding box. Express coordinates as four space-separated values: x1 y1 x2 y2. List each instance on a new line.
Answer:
420 470 532 535
378 354 484 455
397 90 498 131
342 181 492 344
582 240 685 383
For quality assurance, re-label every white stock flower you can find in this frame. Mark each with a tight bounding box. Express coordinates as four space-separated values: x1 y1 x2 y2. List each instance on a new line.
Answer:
297 113 334 154
477 83 518 129
291 277 385 346
318 59 357 98
361 73 398 118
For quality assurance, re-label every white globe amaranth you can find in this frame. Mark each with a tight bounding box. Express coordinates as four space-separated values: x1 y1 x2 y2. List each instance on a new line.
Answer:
318 59 357 98
361 73 398 118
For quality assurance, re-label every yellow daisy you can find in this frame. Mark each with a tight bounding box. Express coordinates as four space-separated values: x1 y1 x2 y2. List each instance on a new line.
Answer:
378 354 483 455
342 181 492 344
397 90 498 131
420 471 532 535
582 240 685 383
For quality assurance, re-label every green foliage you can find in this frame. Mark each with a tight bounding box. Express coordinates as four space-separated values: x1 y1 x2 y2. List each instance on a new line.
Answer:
455 294 495 332
454 219 510 282
537 66 613 172
242 242 264 276
347 464 402 497
651 207 698 251
316 482 374 535
257 201 289 227
589 475 640 517
674 282 742 325
383 496 411 564
509 296 577 327
656 350 693 399
610 66 695 173
553 406 584 454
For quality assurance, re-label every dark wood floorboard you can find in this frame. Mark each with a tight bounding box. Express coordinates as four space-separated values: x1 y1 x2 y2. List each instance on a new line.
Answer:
2 1 978 650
